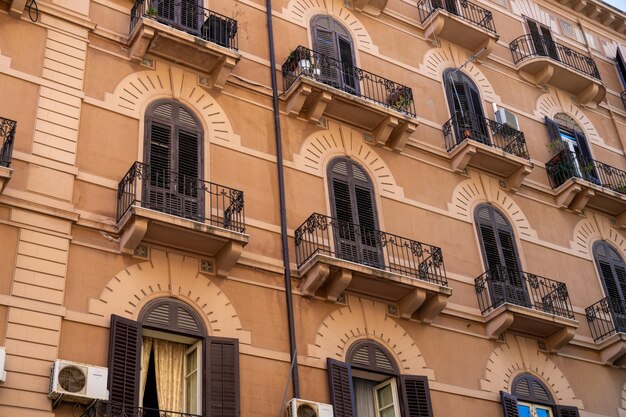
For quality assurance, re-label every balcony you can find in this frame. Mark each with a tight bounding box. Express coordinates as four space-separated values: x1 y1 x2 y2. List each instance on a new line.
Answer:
509 35 605 107
546 150 626 219
586 297 626 366
417 0 498 58
0 117 16 194
93 401 200 417
282 46 418 152
443 112 532 190
475 266 578 351
295 213 451 322
116 162 247 277
128 0 240 89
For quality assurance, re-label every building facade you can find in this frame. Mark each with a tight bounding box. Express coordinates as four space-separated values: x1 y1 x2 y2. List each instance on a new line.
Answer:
0 0 625 416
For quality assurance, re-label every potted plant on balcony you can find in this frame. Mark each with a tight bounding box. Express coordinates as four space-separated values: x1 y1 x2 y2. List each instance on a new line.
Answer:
386 86 413 113
287 48 319 77
146 6 157 17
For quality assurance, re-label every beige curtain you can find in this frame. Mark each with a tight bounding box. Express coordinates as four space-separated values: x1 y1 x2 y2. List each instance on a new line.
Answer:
139 337 154 404
153 338 185 413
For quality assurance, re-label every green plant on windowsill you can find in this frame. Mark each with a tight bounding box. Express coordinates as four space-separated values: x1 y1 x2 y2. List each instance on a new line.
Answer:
146 7 157 17
546 139 565 155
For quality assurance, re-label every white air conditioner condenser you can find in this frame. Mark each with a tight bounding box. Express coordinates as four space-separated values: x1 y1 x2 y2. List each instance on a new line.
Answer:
495 108 520 130
48 359 109 403
287 398 334 417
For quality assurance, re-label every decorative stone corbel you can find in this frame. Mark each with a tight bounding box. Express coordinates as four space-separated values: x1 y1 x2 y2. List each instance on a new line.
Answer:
119 217 149 255
215 240 244 278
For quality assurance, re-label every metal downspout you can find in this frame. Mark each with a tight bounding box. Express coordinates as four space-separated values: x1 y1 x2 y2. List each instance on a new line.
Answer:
265 0 300 398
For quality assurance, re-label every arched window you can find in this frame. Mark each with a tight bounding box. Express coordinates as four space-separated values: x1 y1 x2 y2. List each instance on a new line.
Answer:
545 113 597 183
593 241 626 312
311 15 358 94
107 298 239 417
475 204 528 308
327 341 433 417
144 100 204 221
328 158 381 267
500 374 580 417
443 69 488 145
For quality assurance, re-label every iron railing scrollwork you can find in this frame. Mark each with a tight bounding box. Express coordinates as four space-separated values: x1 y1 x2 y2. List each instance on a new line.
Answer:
281 46 416 117
116 161 245 233
0 117 16 168
474 265 574 319
294 213 447 286
442 111 529 159
416 0 496 34
586 296 626 342
89 401 202 417
130 0 238 50
509 34 601 81
545 149 626 194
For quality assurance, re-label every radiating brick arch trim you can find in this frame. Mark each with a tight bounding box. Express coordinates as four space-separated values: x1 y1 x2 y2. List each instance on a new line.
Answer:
480 335 583 408
88 248 250 343
280 0 377 53
99 61 238 144
570 213 626 259
420 47 497 103
535 91 601 145
447 173 537 239
620 381 626 415
291 122 404 198
307 295 434 379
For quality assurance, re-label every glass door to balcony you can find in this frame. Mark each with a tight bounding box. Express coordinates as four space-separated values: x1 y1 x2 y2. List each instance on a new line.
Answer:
328 158 383 269
526 18 558 60
143 100 204 222
444 69 490 146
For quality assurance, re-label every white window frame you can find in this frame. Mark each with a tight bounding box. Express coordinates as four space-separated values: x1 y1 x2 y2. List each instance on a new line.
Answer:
518 400 554 417
184 340 203 415
372 378 400 417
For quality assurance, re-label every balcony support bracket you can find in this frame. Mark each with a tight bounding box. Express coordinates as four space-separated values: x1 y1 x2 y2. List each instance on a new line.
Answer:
353 0 389 16
415 293 448 323
578 83 600 108
129 25 155 63
450 142 477 172
286 84 312 118
306 91 333 123
519 64 554 88
213 56 238 90
300 263 330 297
398 289 427 319
615 210 626 229
119 217 149 255
374 116 400 147
555 181 593 214
387 121 418 152
485 309 514 339
545 326 576 352
215 240 244 278
0 167 12 194
9 0 28 17
598 335 626 367
322 268 353 302
506 164 532 192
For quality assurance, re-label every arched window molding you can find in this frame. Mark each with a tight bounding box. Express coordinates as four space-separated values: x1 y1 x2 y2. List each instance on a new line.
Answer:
593 241 626 305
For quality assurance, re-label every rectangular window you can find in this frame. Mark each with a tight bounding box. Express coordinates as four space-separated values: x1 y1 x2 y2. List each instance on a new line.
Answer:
518 401 553 417
184 341 202 414
373 379 400 417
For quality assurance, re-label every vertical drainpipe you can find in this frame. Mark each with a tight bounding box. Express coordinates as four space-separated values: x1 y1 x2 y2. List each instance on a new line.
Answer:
265 0 301 398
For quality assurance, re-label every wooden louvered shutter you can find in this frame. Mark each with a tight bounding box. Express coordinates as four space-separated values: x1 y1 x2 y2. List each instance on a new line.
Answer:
541 26 558 60
555 406 580 417
399 376 433 417
500 392 520 417
157 0 175 24
354 183 381 268
327 359 355 417
176 107 202 221
107 315 141 407
180 0 200 33
332 177 359 263
313 17 340 87
527 20 545 56
206 337 239 417
616 49 626 88
545 117 562 145
338 37 358 94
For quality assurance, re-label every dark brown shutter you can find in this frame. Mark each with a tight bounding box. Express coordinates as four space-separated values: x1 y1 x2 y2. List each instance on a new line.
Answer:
593 242 626 302
338 37 357 94
555 406 580 417
616 49 626 88
206 337 239 417
347 340 398 374
107 315 141 407
527 19 544 55
500 392 520 417
180 0 199 32
399 375 433 417
545 117 562 145
157 0 175 23
327 359 355 417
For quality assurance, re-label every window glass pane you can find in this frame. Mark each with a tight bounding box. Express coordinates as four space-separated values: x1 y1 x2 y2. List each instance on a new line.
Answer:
536 407 551 417
517 404 531 417
186 348 197 374
376 384 393 407
186 375 198 413
380 406 396 417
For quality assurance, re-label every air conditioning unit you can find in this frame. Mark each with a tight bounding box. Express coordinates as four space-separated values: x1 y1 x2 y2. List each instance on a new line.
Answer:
495 108 520 130
287 398 333 417
0 346 6 383
48 360 108 403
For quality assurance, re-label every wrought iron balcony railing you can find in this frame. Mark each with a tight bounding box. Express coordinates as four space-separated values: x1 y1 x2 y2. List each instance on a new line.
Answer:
116 161 245 233
92 401 201 417
621 90 626 111
510 34 601 81
475 265 575 319
443 111 529 159
282 46 416 117
545 149 626 194
294 213 447 286
0 117 16 168
586 296 626 342
130 0 238 50
416 0 496 34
